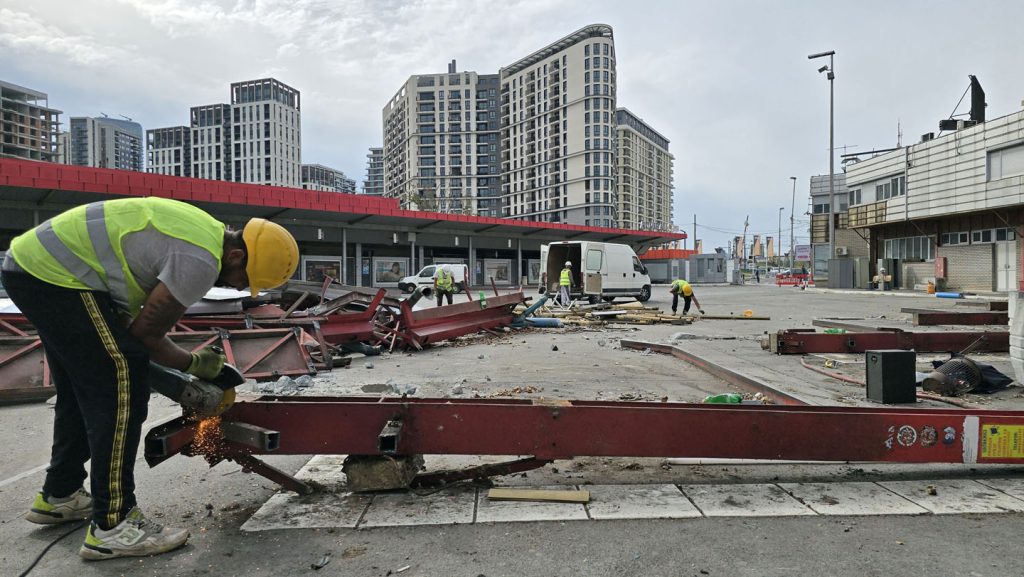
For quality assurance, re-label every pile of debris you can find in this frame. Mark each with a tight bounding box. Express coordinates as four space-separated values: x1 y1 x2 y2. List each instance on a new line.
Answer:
520 300 692 327
0 279 525 404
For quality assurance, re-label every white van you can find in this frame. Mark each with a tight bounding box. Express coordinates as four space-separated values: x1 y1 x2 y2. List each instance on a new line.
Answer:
539 241 652 302
398 264 469 294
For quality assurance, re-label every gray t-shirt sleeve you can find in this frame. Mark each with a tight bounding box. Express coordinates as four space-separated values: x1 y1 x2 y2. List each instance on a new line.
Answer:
157 249 221 307
121 227 221 308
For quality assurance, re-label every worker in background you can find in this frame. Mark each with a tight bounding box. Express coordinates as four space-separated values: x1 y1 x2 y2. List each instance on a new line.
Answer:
433 263 454 306
0 197 299 561
559 261 574 306
670 279 705 316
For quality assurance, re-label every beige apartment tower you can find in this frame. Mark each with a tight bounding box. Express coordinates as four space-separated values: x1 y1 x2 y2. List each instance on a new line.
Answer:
382 61 502 215
499 24 617 225
614 108 674 231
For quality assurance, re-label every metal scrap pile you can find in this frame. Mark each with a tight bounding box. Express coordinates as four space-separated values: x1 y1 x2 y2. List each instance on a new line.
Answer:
521 300 692 327
0 280 524 405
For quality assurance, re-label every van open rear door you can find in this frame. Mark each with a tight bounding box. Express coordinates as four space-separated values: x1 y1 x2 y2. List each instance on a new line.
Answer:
583 246 604 296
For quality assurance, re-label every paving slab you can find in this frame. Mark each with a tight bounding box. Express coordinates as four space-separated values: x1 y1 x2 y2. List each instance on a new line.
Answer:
585 484 701 520
880 479 1024 514
976 478 1024 502
779 482 930 516
476 485 590 523
359 486 477 527
240 454 369 531
680 483 816 517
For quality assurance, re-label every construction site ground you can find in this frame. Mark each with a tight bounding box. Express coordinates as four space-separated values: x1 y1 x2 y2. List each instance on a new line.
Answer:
3 283 1024 576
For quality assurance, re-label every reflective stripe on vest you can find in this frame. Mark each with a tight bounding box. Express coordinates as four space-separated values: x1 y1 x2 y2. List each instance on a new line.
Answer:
560 268 571 286
10 198 225 317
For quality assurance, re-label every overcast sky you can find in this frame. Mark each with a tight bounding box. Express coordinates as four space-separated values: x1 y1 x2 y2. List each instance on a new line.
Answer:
3 0 1024 252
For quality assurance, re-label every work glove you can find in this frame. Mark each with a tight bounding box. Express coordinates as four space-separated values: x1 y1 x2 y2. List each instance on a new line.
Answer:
699 309 706 315
186 346 226 381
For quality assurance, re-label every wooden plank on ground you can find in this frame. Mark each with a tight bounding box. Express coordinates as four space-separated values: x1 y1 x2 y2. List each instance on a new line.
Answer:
487 488 591 503
701 315 771 321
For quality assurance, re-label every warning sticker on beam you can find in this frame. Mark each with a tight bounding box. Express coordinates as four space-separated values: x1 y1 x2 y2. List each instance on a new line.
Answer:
980 424 1024 459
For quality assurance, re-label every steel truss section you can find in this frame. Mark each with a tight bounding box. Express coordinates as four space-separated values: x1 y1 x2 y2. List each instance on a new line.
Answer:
0 336 53 404
768 329 1009 354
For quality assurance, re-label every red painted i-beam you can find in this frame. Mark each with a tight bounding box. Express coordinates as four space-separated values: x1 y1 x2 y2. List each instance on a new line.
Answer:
147 396 1024 469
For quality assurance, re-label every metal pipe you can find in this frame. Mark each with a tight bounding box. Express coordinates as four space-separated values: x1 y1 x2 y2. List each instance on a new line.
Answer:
405 285 434 308
518 294 549 318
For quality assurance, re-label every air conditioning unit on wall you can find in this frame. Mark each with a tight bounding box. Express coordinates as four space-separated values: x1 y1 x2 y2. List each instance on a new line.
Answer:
835 246 849 256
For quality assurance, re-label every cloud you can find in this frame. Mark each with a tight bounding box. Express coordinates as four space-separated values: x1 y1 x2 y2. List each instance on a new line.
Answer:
0 8 131 66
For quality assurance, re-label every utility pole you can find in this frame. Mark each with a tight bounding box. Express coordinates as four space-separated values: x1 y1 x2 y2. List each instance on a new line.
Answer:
789 176 797 270
777 207 784 267
741 215 749 269
693 215 697 254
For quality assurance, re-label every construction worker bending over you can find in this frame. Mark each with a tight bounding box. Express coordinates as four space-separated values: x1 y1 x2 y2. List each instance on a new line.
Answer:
0 197 298 561
433 264 454 306
559 261 574 305
669 279 705 316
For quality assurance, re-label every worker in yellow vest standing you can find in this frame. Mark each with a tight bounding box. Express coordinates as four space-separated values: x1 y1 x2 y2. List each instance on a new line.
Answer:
669 279 705 316
433 264 454 306
558 261 575 306
0 197 299 561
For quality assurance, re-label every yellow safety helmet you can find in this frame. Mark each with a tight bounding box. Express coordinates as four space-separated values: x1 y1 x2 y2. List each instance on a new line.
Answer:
242 218 299 297
682 284 693 297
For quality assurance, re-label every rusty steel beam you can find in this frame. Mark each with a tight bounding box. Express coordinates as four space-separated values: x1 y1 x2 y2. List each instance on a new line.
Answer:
398 291 524 347
901 308 1009 326
769 329 1008 354
620 340 809 405
156 396 1024 466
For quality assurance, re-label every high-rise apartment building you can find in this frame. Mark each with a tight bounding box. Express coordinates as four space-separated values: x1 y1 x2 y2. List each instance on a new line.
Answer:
146 126 191 177
615 108 673 231
1 80 62 162
382 61 499 214
499 24 617 225
301 163 356 193
380 24 675 229
146 78 301 187
61 116 144 171
230 79 301 187
363 146 384 195
189 104 231 182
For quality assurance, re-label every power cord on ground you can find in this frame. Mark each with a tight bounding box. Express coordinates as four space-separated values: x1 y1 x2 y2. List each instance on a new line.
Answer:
18 520 87 577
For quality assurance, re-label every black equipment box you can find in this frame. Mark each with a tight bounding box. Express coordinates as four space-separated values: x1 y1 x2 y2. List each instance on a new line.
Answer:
865 350 917 404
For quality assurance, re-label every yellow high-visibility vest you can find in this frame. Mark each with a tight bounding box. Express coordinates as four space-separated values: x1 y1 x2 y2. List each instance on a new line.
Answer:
9 197 225 318
560 268 572 286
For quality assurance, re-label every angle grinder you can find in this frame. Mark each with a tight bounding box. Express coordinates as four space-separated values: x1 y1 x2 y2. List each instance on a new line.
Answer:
148 361 244 417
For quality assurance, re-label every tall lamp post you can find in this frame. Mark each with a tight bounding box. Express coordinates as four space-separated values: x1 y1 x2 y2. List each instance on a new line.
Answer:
777 207 784 267
808 50 835 266
789 176 797 270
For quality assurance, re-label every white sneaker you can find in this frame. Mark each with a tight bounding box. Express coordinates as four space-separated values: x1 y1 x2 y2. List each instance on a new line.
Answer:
79 507 189 560
25 489 92 524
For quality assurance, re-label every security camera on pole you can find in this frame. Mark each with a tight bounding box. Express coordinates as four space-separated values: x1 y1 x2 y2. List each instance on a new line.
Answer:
808 50 836 266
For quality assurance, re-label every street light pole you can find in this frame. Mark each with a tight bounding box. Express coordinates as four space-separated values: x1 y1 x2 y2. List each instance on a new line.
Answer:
774 208 782 268
809 50 836 267
789 176 797 270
